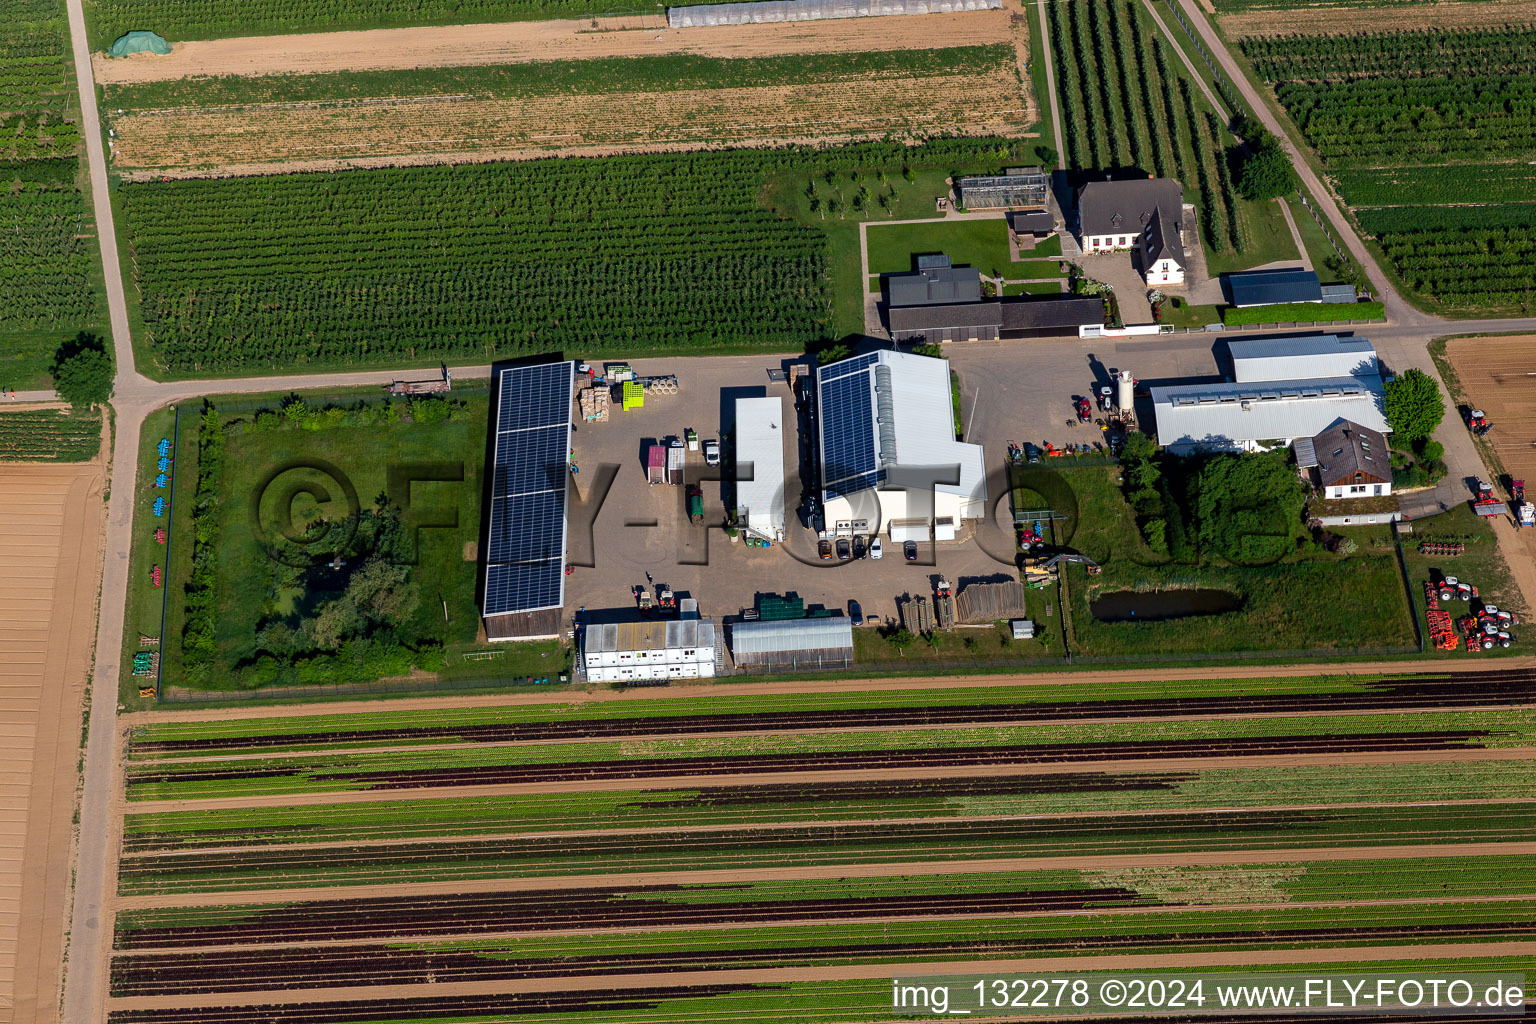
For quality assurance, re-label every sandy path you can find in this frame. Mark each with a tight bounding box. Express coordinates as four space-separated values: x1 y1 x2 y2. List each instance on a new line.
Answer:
103 941 1536 1010
1221 0 1536 37
122 747 1536 813
114 893 1536 953
126 702 1536 766
93 10 1011 85
0 463 106 1024
114 840 1536 910
121 659 1522 727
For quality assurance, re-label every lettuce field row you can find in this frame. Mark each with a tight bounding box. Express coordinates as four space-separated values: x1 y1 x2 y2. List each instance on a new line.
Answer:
115 802 1536 895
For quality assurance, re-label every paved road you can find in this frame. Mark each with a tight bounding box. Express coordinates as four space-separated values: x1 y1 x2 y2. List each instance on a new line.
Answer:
47 7 1536 1024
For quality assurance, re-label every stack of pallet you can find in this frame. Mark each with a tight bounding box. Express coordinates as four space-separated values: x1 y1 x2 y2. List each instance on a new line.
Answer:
578 385 610 422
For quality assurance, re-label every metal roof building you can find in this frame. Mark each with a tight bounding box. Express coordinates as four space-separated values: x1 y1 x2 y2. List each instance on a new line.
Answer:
735 396 786 541
887 301 1002 343
887 264 983 307
729 617 854 670
816 350 986 538
668 0 997 26
581 619 718 683
1001 296 1105 336
1229 335 1378 383
1226 268 1323 307
1152 378 1388 454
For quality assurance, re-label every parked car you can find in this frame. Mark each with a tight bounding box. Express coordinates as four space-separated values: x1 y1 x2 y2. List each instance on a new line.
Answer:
848 600 863 626
869 537 883 559
904 540 918 561
836 538 852 560
818 539 832 560
704 439 721 466
853 535 866 559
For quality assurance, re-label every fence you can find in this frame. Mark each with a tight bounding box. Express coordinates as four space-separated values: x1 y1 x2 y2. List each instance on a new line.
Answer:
1161 0 1244 118
1294 190 1357 276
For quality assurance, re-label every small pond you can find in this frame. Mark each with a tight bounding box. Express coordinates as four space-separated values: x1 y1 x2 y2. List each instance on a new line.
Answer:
1089 589 1243 622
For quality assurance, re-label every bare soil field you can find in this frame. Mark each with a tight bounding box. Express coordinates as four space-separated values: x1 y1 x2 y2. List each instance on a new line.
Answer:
0 462 106 1024
1221 0 1536 36
1446 335 1536 577
93 10 1012 85
108 73 1028 176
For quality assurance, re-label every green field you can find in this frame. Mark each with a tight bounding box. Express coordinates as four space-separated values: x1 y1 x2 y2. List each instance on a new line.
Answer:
1221 300 1384 325
0 1 104 387
0 407 99 460
1246 26 1536 312
119 138 1031 377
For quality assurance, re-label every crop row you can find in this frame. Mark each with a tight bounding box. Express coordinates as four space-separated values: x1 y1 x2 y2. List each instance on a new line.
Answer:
120 759 1536 851
1245 26 1536 82
1377 227 1536 307
103 47 1012 112
0 409 99 460
101 979 1536 1024
125 672 1428 752
107 901 1536 995
121 717 1521 801
119 140 1019 371
1332 165 1536 207
113 855 1536 948
114 802 1536 894
125 668 1536 757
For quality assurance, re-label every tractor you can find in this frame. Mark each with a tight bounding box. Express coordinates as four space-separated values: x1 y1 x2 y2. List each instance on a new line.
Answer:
1075 397 1092 422
1467 408 1491 435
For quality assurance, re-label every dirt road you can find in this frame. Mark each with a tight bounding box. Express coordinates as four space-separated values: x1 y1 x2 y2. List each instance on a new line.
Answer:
94 10 1011 84
0 463 105 1024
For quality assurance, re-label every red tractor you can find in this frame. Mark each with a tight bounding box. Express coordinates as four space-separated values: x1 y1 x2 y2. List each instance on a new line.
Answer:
1468 408 1491 435
1075 397 1092 422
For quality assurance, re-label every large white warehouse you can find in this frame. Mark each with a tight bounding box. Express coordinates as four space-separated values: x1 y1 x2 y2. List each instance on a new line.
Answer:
816 350 986 542
734 396 787 541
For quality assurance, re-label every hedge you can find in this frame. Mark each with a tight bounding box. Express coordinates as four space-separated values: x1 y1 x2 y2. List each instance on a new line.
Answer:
1222 301 1384 326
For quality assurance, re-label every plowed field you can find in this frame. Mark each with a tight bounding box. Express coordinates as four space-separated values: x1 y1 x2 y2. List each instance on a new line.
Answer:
107 73 1028 176
1221 0 1536 37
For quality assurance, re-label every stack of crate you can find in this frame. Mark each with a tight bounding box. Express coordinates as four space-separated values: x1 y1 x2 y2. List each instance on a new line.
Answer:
578 385 610 422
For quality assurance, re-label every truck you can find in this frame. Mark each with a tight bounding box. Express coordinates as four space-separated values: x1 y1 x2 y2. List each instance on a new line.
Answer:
687 485 703 524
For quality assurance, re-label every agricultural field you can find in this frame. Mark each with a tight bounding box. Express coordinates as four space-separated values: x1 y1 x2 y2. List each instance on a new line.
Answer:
101 670 1536 1021
1044 0 1293 268
0 407 101 460
1218 0 1536 38
118 138 1034 376
1245 25 1536 312
101 48 1030 177
0 0 105 387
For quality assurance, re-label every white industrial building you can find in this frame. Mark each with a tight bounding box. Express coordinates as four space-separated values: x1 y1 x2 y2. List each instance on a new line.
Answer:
816 350 986 542
734 396 786 541
581 619 718 683
1152 335 1389 454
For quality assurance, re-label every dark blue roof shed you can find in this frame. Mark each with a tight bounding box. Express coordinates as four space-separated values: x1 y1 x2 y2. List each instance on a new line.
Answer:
1226 268 1323 307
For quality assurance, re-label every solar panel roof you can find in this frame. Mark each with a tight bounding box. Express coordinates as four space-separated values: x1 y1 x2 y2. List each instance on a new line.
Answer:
818 367 877 495
483 362 574 617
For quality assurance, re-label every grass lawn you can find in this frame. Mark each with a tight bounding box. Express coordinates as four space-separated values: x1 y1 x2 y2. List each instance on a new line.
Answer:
1005 281 1065 296
1204 196 1301 276
1284 193 1348 282
119 406 189 706
0 329 68 391
866 218 1047 277
1400 503 1526 624
1013 464 1416 657
205 393 489 683
1162 298 1221 328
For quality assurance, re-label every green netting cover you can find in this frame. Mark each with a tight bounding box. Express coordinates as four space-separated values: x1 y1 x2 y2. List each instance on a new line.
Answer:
108 31 171 57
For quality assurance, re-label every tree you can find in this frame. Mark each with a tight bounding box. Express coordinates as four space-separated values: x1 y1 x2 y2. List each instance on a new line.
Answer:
1234 139 1296 201
816 343 852 365
1383 368 1445 445
346 555 419 623
50 332 113 409
1195 452 1305 563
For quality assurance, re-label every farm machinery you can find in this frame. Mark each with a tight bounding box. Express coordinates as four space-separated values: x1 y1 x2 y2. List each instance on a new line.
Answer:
1466 408 1491 436
1423 575 1516 652
1472 480 1509 520
1075 397 1092 423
